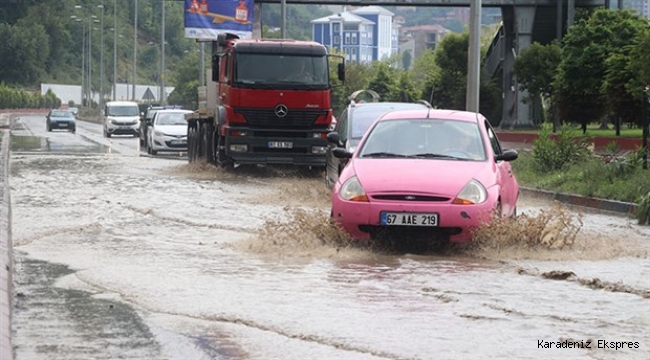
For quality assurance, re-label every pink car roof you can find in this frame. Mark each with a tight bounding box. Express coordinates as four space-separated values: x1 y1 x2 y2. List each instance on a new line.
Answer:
377 109 482 123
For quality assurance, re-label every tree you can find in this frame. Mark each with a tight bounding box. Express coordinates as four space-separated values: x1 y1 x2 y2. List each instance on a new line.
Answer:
167 51 200 109
0 20 49 85
602 53 642 131
626 28 650 102
429 32 468 110
389 71 421 102
411 49 438 93
514 42 561 124
553 9 650 132
402 50 412 70
367 63 396 102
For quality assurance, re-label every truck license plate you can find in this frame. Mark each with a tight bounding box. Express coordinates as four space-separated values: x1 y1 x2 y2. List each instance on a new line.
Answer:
268 141 293 149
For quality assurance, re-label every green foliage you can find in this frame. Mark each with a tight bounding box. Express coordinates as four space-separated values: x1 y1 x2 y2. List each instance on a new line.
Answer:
532 123 590 172
402 50 412 70
428 32 468 110
554 9 650 126
0 84 60 109
514 42 561 99
388 72 421 102
627 28 650 100
513 149 650 205
260 4 333 41
367 63 396 103
637 191 650 225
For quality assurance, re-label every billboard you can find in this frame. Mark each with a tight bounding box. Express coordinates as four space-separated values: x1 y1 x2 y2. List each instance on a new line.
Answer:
184 0 254 40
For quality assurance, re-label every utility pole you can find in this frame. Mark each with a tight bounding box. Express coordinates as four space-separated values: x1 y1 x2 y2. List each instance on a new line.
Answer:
132 0 138 101
280 0 286 38
98 4 105 111
200 42 205 87
113 0 117 100
161 0 166 105
465 0 481 112
81 21 85 106
641 86 650 170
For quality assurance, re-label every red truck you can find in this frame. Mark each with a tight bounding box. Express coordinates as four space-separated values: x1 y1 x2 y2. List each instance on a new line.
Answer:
186 33 345 168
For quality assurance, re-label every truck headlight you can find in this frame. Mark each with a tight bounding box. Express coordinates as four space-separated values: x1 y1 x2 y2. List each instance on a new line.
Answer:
311 146 327 154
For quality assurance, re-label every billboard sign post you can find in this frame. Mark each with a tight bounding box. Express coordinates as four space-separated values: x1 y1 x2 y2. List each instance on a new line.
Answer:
184 0 254 40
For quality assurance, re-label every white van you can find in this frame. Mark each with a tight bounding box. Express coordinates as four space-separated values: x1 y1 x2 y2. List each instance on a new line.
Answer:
103 101 140 138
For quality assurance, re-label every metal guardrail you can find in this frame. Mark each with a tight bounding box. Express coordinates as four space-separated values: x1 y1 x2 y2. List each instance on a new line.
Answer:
0 114 13 360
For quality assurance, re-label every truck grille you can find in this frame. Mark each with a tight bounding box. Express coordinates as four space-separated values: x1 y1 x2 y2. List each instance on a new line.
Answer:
234 108 327 129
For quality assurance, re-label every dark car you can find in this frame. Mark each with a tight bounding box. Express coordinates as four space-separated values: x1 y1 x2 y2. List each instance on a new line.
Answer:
140 106 164 148
46 109 76 133
325 100 431 188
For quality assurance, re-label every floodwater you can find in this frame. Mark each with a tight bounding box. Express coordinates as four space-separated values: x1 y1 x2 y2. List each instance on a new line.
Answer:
9 115 650 360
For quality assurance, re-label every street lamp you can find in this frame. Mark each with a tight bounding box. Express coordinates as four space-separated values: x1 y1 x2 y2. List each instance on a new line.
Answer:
161 0 166 105
133 0 138 101
643 86 649 170
71 15 85 106
91 17 99 106
98 4 105 110
113 0 117 100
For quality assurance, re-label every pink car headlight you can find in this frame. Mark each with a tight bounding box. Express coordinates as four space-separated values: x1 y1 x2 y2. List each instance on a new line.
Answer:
339 176 369 202
452 179 487 205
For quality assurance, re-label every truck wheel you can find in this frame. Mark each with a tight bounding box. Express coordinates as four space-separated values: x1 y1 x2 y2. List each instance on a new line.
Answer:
215 133 232 168
191 124 201 162
187 126 195 162
203 123 215 164
197 123 206 159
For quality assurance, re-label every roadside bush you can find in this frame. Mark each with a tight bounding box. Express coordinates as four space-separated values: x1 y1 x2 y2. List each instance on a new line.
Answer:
532 123 590 172
513 150 650 204
637 192 650 225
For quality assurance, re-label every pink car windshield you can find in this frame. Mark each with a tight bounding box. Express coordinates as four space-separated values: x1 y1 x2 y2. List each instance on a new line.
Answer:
359 119 487 161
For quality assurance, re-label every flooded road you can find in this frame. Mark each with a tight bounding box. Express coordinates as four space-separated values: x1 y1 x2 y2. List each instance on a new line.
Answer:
10 115 650 360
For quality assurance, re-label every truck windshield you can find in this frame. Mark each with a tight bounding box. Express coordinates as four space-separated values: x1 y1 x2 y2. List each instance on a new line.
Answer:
234 54 328 88
107 106 139 116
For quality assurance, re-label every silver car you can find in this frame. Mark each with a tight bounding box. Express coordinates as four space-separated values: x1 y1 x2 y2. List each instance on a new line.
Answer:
146 109 193 155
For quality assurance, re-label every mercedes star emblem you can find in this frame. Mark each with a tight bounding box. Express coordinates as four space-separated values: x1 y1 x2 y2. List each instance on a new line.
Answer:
275 104 288 118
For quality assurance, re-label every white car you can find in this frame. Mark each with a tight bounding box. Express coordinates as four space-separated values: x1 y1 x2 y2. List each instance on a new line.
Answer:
147 109 193 155
103 101 140 138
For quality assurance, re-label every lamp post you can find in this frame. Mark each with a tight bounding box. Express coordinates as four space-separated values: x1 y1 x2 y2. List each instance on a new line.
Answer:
89 17 98 106
98 4 105 110
643 86 649 170
71 15 85 106
113 0 117 100
161 0 166 105
132 0 138 101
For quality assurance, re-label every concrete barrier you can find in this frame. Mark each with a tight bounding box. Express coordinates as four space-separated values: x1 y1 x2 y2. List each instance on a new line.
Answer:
520 187 638 216
0 114 13 360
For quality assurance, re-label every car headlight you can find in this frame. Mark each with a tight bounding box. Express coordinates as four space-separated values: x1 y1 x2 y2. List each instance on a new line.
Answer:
339 176 369 202
452 179 487 205
154 130 164 137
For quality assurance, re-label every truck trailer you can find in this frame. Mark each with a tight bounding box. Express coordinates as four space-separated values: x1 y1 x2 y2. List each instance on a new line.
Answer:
186 33 345 168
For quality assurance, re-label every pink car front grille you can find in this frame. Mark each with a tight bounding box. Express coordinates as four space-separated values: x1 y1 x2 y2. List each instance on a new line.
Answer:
371 195 450 202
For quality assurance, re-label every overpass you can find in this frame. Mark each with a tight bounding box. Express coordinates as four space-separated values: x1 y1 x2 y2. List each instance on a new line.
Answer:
256 0 609 127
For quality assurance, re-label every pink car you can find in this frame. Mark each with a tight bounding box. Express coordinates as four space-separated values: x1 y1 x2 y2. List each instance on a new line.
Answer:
330 108 519 246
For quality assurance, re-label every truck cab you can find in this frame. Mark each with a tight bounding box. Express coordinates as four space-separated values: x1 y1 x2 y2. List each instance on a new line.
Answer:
186 33 345 168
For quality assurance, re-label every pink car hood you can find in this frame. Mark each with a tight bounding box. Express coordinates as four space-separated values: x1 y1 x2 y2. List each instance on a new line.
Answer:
350 158 496 196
